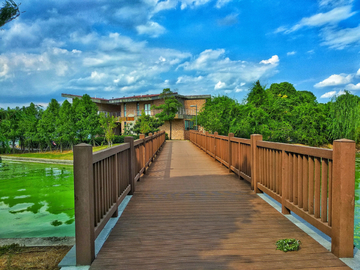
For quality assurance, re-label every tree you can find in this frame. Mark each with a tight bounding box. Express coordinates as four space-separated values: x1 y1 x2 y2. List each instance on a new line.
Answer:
99 112 117 147
152 88 182 140
37 99 60 151
133 110 164 136
0 0 21 28
198 95 241 135
20 103 42 152
247 80 267 107
73 94 101 145
328 91 360 142
57 100 76 152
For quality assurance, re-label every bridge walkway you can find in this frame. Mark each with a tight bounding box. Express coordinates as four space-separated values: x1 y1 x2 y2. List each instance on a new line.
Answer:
90 140 349 269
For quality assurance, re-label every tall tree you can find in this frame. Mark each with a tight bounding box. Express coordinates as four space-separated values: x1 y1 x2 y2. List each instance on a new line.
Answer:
37 99 60 151
99 112 117 147
20 103 41 152
57 100 76 152
0 0 21 28
152 88 182 140
133 109 164 136
73 94 101 145
328 91 360 142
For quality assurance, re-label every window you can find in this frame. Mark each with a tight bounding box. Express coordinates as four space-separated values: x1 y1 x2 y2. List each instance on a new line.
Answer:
136 102 140 116
144 104 151 115
185 120 194 130
124 103 126 117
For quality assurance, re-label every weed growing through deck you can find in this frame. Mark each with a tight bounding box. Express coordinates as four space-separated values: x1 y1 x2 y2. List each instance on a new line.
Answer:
276 239 301 252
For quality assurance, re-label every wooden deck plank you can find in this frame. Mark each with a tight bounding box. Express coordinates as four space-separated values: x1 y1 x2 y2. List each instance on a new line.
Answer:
90 141 349 270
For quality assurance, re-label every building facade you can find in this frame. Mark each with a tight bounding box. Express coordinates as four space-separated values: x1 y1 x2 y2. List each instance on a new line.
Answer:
61 92 210 140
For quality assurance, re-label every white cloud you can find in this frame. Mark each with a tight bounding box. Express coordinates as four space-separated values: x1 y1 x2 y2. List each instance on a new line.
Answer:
320 24 360 50
357 68 360 76
287 51 296 56
346 83 360 90
285 6 356 33
314 74 353 87
214 81 226 90
136 21 166 37
260 55 279 65
319 0 354 8
320 91 337 98
215 0 232 8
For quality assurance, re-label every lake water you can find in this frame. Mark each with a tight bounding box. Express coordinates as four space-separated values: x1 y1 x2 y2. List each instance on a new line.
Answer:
0 160 74 238
0 158 359 249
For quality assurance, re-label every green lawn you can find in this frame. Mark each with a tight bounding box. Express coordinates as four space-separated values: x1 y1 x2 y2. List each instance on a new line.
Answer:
1 144 122 160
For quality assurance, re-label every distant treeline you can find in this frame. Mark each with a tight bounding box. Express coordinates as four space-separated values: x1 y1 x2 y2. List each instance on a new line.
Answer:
198 81 360 146
0 94 135 154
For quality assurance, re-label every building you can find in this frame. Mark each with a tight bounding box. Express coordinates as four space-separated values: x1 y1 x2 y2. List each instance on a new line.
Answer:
61 92 210 140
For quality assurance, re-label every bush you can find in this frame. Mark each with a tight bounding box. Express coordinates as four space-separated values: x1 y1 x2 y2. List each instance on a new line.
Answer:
165 133 169 140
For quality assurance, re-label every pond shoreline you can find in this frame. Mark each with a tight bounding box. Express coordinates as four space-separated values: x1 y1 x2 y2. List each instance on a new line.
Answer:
0 156 73 165
0 236 75 247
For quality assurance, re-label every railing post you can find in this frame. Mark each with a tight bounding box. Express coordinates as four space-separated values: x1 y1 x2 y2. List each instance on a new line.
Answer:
214 132 218 160
331 139 355 258
250 134 262 192
73 143 95 265
205 131 209 154
281 149 290 214
149 133 153 161
125 137 135 195
140 134 146 174
228 133 234 172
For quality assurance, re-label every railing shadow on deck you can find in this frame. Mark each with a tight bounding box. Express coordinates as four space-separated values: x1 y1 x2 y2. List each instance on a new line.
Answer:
189 130 355 259
73 131 166 265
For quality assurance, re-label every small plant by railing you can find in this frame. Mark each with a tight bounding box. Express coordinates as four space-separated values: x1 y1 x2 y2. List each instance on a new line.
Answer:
73 131 166 265
190 130 355 258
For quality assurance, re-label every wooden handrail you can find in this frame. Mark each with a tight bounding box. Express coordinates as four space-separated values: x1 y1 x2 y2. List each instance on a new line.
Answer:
189 130 355 258
73 131 166 265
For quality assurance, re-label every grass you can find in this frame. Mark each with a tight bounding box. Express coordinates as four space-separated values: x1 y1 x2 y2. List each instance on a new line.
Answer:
1 144 122 160
0 244 71 270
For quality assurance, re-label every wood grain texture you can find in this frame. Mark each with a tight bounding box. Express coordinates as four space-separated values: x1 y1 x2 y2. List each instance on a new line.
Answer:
90 141 349 270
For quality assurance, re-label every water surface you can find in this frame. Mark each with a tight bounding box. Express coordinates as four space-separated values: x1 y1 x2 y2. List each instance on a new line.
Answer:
0 160 74 238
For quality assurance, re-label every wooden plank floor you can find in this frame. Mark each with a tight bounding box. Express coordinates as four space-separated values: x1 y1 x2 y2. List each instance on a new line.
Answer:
90 140 349 270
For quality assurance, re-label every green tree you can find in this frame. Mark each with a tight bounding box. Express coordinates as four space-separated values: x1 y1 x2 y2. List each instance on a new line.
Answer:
73 94 101 145
247 80 267 107
37 99 60 151
133 110 164 136
152 88 182 140
57 100 76 152
99 112 117 147
20 103 42 152
328 91 360 142
198 95 241 135
0 0 21 28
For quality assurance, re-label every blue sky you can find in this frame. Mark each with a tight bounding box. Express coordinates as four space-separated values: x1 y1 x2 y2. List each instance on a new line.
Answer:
1 0 360 108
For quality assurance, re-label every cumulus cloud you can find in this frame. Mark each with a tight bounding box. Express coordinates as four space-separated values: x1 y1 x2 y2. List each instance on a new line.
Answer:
357 68 360 76
136 21 166 37
346 83 360 90
260 55 279 65
314 74 353 87
176 50 279 94
320 91 337 98
214 81 226 89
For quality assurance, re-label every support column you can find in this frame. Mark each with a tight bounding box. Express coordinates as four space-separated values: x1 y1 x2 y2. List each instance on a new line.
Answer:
228 133 234 172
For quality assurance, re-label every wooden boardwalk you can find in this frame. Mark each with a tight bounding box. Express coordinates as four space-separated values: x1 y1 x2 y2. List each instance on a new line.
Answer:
90 140 349 269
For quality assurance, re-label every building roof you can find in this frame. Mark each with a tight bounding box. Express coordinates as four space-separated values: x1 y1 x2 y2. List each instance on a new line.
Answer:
61 93 211 104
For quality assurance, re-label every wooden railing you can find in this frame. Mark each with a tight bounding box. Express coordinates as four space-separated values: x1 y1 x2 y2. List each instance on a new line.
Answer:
73 131 166 265
190 130 355 258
